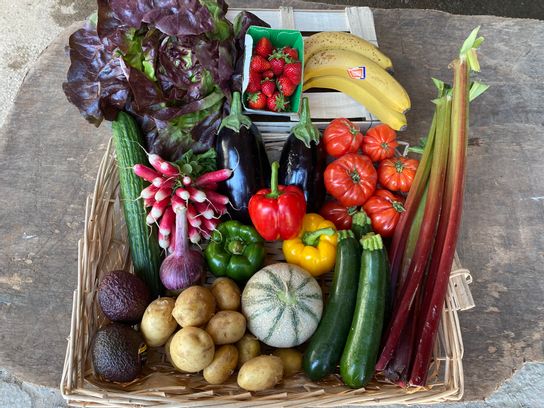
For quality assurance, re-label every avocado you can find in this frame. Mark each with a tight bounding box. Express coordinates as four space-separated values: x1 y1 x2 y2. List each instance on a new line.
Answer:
98 270 150 323
91 323 146 383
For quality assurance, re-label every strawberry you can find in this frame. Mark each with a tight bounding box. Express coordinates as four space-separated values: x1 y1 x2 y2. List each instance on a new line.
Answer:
247 71 262 92
281 46 299 61
276 76 297 97
267 92 289 112
283 61 302 85
262 70 274 79
255 37 273 58
268 49 289 76
250 55 271 73
261 78 276 97
247 91 267 110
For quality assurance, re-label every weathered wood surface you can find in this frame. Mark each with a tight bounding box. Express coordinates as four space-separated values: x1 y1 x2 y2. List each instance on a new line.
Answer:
0 2 542 402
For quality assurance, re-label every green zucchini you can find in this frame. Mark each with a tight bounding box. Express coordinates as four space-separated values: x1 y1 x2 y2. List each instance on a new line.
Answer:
302 230 361 381
340 233 387 388
112 112 163 297
351 209 372 240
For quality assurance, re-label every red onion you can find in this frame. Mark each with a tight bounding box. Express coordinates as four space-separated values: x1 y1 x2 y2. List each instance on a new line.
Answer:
159 206 204 292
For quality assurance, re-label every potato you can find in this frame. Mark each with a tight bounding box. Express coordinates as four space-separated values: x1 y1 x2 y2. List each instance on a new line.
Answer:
211 277 241 311
237 355 283 391
203 345 239 385
165 333 185 372
272 348 302 377
235 333 261 368
169 327 215 372
172 286 216 327
206 311 246 345
140 297 177 347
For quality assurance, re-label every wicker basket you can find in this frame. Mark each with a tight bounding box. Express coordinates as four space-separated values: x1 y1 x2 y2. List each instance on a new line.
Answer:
61 130 474 407
61 7 475 406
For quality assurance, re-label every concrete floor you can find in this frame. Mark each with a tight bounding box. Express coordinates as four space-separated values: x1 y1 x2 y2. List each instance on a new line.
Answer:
1 1 543 407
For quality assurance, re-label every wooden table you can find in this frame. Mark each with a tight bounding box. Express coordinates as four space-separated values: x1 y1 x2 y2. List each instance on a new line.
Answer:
0 1 542 402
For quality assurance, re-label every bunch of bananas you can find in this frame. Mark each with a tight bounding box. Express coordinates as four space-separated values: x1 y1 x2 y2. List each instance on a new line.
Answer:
303 32 410 131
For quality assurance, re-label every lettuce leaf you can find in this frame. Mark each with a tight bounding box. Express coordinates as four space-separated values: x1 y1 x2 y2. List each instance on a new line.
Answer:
63 0 235 160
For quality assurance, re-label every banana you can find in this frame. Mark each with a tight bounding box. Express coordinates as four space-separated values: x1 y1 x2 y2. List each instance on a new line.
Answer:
304 31 393 72
303 75 407 131
304 49 411 114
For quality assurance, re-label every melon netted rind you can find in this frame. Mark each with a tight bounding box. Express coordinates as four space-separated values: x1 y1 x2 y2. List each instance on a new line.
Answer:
241 263 323 348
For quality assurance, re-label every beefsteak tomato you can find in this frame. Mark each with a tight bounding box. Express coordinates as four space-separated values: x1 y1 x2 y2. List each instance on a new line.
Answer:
323 118 363 158
362 124 399 162
378 157 419 193
363 189 405 237
319 200 358 230
324 153 377 206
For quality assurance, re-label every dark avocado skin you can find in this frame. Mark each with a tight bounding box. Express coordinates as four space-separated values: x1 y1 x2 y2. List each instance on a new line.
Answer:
98 270 150 323
216 124 271 224
278 134 327 213
91 323 145 383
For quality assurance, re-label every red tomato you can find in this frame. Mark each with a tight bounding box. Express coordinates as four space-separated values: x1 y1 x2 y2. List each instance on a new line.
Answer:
323 118 363 158
378 157 419 193
362 124 399 162
363 190 405 237
319 201 357 230
324 153 377 207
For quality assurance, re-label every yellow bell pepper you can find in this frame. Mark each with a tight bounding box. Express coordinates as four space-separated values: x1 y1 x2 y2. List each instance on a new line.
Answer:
282 213 338 277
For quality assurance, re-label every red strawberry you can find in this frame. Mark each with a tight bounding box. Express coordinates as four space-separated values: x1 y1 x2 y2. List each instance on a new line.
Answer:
276 76 297 97
267 92 289 112
283 61 302 85
247 71 262 92
255 37 273 58
261 78 276 97
247 91 267 110
262 70 274 79
282 46 299 61
268 49 289 76
250 55 271 73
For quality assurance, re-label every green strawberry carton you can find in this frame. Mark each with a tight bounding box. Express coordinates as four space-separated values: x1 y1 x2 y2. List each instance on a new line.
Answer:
242 26 304 117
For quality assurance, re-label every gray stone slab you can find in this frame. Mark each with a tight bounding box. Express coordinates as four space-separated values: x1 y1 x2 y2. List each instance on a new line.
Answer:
0 2 542 404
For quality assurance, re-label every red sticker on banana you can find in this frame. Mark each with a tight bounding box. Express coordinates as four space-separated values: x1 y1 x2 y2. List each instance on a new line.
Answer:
347 66 367 80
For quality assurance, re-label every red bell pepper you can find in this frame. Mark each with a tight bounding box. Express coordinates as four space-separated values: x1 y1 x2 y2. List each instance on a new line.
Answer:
248 162 306 241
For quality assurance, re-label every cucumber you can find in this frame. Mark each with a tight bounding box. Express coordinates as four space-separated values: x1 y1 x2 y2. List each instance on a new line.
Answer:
340 233 387 388
112 112 163 297
302 230 361 381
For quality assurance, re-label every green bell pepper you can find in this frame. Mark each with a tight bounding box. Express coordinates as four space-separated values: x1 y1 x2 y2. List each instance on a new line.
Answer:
204 220 265 281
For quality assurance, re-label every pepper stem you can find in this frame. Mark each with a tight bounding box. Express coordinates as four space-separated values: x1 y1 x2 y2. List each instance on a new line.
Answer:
227 239 245 255
266 162 281 199
292 97 321 148
302 227 336 247
219 91 252 132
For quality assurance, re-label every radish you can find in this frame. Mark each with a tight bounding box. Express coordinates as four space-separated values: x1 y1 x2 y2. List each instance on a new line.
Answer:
188 224 202 244
201 217 220 233
186 203 202 228
193 201 215 220
143 197 156 208
185 186 206 203
194 169 233 186
175 187 190 201
171 195 186 213
205 190 230 207
158 231 170 249
148 154 180 177
155 186 172 202
133 164 162 185
151 198 169 219
182 175 192 186
140 184 159 199
159 206 175 236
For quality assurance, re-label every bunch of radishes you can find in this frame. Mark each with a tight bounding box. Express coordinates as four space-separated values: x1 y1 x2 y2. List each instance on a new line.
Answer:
133 153 231 251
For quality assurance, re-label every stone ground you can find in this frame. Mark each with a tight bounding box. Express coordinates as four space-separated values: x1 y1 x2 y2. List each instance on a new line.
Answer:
1 1 543 407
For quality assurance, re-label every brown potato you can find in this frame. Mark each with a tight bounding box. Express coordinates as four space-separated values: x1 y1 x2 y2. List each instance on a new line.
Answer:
169 327 215 373
172 286 215 327
237 355 283 391
272 348 302 377
140 297 177 347
235 333 261 369
203 345 239 385
165 332 185 372
206 311 246 345
211 277 241 311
